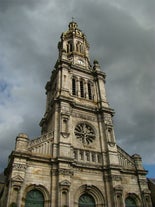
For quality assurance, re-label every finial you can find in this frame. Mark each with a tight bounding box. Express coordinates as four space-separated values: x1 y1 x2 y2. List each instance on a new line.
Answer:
68 18 78 30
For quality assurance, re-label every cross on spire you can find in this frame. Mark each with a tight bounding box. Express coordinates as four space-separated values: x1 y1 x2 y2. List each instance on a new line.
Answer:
72 17 75 22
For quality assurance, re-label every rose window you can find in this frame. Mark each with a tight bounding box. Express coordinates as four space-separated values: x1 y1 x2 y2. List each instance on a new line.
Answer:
74 123 95 144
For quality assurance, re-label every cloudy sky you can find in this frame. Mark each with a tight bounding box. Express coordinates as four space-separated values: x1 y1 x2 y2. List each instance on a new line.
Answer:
0 0 155 177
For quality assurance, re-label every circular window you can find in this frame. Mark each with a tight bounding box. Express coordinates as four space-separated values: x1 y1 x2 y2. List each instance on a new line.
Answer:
74 123 95 144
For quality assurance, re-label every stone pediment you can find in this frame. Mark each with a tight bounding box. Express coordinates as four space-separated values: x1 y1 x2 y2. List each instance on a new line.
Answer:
59 180 71 186
11 175 24 182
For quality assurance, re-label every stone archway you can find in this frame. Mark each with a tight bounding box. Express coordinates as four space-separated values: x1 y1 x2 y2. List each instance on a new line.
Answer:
22 184 50 207
125 193 141 207
74 184 105 207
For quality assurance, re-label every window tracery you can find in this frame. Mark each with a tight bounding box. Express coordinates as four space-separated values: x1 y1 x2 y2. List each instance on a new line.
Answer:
74 123 95 145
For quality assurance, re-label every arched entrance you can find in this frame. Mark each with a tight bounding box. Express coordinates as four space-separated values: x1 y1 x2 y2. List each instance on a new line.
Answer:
125 197 137 207
78 193 95 207
25 189 44 207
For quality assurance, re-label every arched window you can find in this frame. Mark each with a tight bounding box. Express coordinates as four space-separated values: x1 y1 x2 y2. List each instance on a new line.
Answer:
79 43 83 53
25 189 44 207
67 41 73 53
78 193 95 207
80 80 85 98
76 42 84 54
67 44 70 53
88 82 92 100
125 197 137 207
72 78 76 95
70 42 73 52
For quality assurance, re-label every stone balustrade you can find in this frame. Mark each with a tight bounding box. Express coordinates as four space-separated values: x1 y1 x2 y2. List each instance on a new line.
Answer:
28 131 54 156
73 148 102 164
117 146 135 169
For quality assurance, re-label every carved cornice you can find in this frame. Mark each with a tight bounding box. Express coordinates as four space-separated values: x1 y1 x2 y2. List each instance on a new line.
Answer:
52 169 74 176
13 163 27 171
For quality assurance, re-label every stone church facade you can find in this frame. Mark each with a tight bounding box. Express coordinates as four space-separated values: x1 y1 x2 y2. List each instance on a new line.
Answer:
0 22 152 207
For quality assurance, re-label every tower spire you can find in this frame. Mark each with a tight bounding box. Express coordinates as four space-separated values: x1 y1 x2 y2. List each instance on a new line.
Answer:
58 21 90 69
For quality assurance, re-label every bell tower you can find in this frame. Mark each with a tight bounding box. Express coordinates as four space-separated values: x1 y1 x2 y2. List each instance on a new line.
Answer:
39 21 120 206
40 21 118 159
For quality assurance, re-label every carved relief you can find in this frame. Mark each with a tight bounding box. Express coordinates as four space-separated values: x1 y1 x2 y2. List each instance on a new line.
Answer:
61 114 70 138
104 113 113 125
13 163 27 171
56 169 74 176
72 112 96 122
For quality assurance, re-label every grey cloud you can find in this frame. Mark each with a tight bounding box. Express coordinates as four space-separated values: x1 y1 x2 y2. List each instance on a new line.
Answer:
0 0 44 12
0 0 155 173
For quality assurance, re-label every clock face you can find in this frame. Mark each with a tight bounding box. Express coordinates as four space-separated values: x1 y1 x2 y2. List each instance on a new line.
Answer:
74 123 95 145
78 59 84 65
